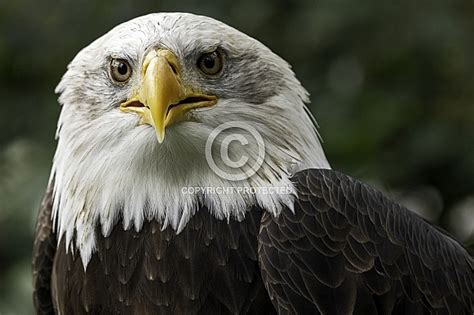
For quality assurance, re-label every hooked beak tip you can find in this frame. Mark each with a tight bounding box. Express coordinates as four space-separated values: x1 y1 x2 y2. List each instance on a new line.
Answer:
156 129 165 144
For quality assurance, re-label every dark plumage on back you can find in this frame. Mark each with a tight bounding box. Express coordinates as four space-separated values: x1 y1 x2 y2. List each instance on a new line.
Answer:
258 169 474 314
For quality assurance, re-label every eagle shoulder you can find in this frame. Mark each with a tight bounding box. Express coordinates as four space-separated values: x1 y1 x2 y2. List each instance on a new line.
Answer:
258 168 474 314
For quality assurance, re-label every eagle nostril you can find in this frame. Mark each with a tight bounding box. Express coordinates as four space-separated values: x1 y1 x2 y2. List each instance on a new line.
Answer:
168 62 178 75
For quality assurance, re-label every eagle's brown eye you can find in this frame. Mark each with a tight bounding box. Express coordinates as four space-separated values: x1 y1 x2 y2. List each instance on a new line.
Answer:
110 59 132 82
197 51 223 75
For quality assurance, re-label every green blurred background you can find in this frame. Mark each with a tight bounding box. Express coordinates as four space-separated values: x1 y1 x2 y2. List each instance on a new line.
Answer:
0 0 473 313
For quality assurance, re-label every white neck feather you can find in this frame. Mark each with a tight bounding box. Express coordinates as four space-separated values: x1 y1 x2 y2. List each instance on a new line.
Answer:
51 88 329 270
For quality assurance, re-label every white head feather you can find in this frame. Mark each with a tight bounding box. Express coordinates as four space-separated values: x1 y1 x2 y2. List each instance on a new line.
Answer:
51 12 330 267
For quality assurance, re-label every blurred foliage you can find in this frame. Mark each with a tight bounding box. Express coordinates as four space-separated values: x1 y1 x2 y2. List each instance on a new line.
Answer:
0 0 473 313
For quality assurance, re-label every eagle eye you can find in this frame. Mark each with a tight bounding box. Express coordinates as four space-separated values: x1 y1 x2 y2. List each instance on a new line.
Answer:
197 51 223 75
110 59 132 82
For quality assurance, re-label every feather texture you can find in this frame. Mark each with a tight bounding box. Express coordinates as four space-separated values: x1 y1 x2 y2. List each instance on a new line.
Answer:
32 184 56 315
34 199 275 314
258 169 474 314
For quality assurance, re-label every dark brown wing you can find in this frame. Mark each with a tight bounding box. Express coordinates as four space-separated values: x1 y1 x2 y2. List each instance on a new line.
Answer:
258 169 474 314
32 184 56 315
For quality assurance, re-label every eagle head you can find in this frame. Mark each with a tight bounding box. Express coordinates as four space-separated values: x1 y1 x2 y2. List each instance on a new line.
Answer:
51 13 329 266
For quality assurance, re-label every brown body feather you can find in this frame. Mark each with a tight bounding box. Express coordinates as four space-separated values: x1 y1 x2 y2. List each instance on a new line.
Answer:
34 169 474 314
33 187 274 314
259 169 474 314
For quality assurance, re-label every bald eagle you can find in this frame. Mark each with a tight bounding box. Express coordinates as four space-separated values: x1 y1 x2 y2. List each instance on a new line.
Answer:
33 13 473 314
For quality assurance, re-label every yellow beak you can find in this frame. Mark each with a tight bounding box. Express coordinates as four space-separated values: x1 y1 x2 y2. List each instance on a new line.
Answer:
120 49 217 143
